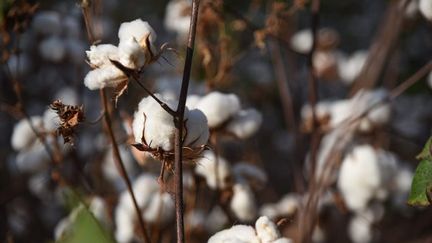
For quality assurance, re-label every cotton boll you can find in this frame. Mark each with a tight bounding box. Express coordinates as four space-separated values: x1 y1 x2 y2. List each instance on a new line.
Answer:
313 50 338 79
233 163 267 185
205 206 229 233
86 44 119 67
164 0 191 39
226 109 262 139
84 65 126 90
43 108 60 131
195 92 241 128
290 29 312 54
338 51 368 85
118 37 146 69
337 145 381 212
185 95 202 109
118 19 156 46
11 117 43 151
208 225 261 243
272 239 293 243
184 109 209 147
119 174 159 211
7 54 32 78
348 214 373 243
195 151 231 189
276 194 300 216
186 210 206 230
142 192 175 225
32 11 62 36
28 172 50 199
327 100 351 128
39 36 66 62
419 0 432 21
15 143 50 174
255 216 281 242
114 206 135 243
230 183 257 222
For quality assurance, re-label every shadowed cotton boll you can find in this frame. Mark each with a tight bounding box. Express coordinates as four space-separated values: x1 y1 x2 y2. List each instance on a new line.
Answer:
11 117 42 151
164 0 191 39
43 108 60 131
338 145 381 212
230 183 257 222
290 29 312 54
84 65 126 90
86 44 119 67
195 91 241 128
32 11 62 36
39 36 66 62
226 109 262 139
7 54 32 78
183 109 209 147
337 51 368 85
419 0 432 21
195 151 231 189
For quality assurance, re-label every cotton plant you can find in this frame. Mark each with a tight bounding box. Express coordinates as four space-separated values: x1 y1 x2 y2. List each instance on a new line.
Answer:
115 173 174 243
208 216 292 243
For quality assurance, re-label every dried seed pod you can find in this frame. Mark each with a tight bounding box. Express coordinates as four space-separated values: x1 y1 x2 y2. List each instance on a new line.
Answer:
49 100 85 145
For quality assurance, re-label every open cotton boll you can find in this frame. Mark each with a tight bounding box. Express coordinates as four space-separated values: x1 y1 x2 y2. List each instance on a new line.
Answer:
195 91 241 128
39 36 66 62
32 11 61 36
164 0 191 39
226 109 263 139
84 65 126 90
255 216 281 242
259 193 299 220
86 44 119 67
352 89 390 132
230 183 257 222
184 109 209 147
28 172 50 199
7 54 32 78
195 151 231 189
337 145 381 212
118 37 146 69
313 50 338 79
233 163 267 185
142 192 175 225
337 51 368 84
118 19 156 49
290 29 312 54
11 117 43 151
208 224 261 243
419 0 432 21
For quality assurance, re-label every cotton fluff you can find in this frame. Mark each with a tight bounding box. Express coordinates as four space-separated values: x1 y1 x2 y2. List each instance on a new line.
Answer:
195 151 231 189
226 108 263 139
39 36 66 62
11 117 43 151
84 65 126 90
337 51 368 84
419 0 432 21
164 0 191 38
118 37 146 69
337 145 382 211
115 174 174 242
230 183 257 222
86 44 119 67
195 91 241 128
290 29 312 54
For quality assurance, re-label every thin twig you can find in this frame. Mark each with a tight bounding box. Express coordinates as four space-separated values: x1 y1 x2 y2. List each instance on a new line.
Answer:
173 0 200 242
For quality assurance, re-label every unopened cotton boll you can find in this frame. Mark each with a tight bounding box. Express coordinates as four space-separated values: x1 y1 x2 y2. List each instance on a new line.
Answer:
419 0 432 21
86 44 119 67
337 51 368 84
11 117 42 151
226 109 262 139
290 29 312 54
39 36 66 62
208 225 261 243
230 183 257 222
337 145 381 212
184 109 209 147
32 11 61 36
255 216 281 242
195 151 231 189
164 0 191 39
118 19 156 48
195 91 241 128
84 65 126 90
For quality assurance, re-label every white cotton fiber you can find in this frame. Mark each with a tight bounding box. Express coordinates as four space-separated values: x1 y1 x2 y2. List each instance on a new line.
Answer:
290 29 312 54
15 143 50 174
208 225 260 243
84 65 126 90
118 19 156 45
348 214 373 243
255 216 281 242
195 151 231 189
184 109 209 147
86 44 119 67
195 91 241 128
337 51 368 84
230 183 257 222
164 0 191 38
118 37 146 69
11 117 42 151
226 108 262 139
419 0 432 21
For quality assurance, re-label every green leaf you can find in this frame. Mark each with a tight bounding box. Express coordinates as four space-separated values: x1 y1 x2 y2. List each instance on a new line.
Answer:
56 204 115 243
408 137 432 207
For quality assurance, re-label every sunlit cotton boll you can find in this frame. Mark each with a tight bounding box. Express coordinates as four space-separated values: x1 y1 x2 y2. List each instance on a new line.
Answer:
164 0 191 39
86 44 119 67
118 19 157 53
230 183 257 222
226 108 262 139
337 51 368 85
39 36 66 62
290 29 312 54
195 91 241 128
118 37 146 69
419 0 432 21
84 65 126 90
11 117 42 151
337 145 381 212
32 11 62 36
195 151 231 189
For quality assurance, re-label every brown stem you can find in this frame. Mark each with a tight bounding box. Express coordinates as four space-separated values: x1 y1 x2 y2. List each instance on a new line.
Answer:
99 89 150 243
173 0 200 242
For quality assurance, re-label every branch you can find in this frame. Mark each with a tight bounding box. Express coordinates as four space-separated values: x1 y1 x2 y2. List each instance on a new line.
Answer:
173 0 200 242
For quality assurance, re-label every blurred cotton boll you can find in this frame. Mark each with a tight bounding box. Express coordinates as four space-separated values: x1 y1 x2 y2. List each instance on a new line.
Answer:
233 162 268 186
230 183 257 222
195 151 231 190
43 108 60 131
419 0 432 21
337 51 368 85
32 11 62 36
195 91 241 128
39 36 66 62
348 213 373 243
86 44 119 67
183 109 210 147
226 108 263 139
260 193 300 220
11 117 42 151
290 29 313 54
164 0 192 40
54 87 79 105
7 54 32 79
